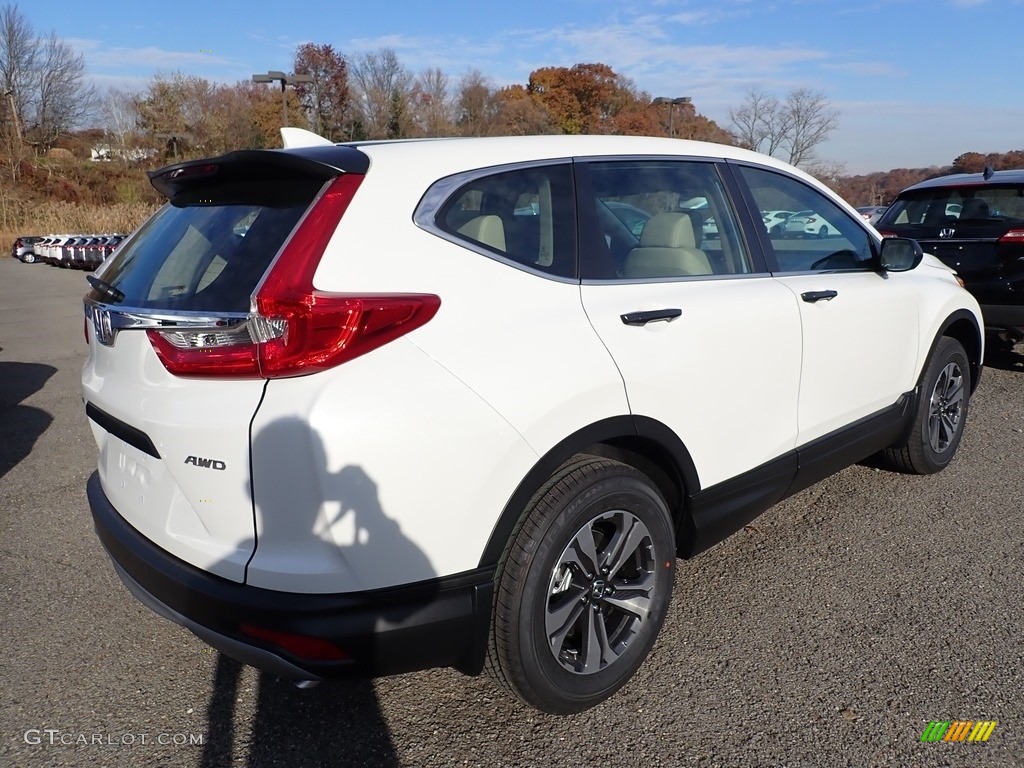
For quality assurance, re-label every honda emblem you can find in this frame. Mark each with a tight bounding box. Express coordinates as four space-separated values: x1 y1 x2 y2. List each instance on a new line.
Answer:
92 307 113 345
939 228 956 239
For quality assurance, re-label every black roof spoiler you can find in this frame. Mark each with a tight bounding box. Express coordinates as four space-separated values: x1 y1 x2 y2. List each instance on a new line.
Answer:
148 146 370 199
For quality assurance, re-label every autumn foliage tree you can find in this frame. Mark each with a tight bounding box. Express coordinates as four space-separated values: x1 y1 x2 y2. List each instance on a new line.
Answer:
527 63 619 134
293 43 351 141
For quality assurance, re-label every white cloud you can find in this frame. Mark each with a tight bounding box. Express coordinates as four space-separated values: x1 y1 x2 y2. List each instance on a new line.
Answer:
66 37 236 71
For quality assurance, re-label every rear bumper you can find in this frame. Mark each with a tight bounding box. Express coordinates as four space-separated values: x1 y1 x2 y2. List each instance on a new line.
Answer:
88 471 494 679
981 303 1024 333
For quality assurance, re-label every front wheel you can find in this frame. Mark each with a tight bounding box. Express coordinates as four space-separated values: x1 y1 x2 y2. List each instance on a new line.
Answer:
486 456 675 714
883 336 970 474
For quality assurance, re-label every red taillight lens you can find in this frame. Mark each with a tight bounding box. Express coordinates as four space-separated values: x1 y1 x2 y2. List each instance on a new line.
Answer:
239 624 350 661
877 230 897 238
147 174 441 379
998 228 1024 243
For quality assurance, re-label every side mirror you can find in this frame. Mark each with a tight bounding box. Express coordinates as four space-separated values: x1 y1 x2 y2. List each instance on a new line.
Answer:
879 237 923 272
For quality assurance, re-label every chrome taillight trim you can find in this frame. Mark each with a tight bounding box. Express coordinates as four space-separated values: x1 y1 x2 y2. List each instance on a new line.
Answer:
83 299 250 347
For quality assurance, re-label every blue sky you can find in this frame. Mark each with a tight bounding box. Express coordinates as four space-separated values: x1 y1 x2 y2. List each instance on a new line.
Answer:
24 0 1024 174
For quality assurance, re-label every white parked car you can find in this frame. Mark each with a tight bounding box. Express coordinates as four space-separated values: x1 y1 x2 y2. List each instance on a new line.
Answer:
83 133 983 714
783 209 842 238
762 209 795 234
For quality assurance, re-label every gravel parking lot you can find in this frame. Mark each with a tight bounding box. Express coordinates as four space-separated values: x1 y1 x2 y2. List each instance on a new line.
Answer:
1 255 1022 768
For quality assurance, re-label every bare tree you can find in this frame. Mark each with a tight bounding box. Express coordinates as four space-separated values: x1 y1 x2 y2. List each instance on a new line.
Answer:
101 87 139 165
729 89 787 156
728 87 837 168
0 3 32 178
28 31 96 149
412 67 454 137
782 88 839 167
455 68 495 136
350 48 413 139
0 4 32 113
0 3 97 168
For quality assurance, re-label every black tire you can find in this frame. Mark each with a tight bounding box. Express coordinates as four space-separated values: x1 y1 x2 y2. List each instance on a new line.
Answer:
884 336 970 474
817 226 828 238
22 253 35 264
486 455 675 714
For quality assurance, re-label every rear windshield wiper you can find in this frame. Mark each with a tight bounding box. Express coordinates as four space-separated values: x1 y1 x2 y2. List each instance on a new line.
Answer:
87 274 125 304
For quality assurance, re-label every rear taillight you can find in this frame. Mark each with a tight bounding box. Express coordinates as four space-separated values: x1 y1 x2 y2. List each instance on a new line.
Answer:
877 230 897 238
147 174 441 379
998 228 1024 243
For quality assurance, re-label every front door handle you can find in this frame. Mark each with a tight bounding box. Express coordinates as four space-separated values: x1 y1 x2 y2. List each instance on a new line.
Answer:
801 290 838 303
620 308 682 326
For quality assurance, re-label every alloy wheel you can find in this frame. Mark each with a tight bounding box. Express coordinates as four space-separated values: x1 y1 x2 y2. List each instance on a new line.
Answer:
927 361 964 453
545 510 657 675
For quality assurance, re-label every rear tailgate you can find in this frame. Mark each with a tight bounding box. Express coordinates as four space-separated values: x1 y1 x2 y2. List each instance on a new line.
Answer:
83 337 264 581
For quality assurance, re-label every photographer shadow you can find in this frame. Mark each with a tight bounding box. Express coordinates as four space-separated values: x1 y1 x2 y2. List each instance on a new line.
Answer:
198 417 437 767
0 361 56 480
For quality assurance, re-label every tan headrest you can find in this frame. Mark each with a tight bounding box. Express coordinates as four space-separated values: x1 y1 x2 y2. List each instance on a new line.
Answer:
639 212 697 249
456 214 506 251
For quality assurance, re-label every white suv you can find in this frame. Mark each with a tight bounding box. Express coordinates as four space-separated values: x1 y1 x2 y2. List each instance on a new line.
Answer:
83 133 983 714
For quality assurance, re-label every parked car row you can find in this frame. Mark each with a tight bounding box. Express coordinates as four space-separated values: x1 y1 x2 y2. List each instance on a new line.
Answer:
11 234 127 270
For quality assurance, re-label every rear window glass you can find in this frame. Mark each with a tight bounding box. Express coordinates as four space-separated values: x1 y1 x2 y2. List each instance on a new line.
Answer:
880 184 1024 226
90 179 324 312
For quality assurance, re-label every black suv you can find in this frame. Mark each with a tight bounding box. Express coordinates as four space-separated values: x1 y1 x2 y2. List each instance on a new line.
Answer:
877 168 1024 345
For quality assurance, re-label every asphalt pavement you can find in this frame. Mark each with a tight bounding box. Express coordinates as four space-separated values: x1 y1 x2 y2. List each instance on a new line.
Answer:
1 255 1021 768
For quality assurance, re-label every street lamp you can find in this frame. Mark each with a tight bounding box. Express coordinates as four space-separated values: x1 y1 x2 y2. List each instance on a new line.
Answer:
653 96 692 138
252 70 314 127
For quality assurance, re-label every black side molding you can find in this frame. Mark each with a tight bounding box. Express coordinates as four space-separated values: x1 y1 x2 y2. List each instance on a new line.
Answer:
681 392 915 558
85 402 160 459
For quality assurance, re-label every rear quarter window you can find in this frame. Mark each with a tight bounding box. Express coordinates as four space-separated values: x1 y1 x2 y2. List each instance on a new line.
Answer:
433 164 578 279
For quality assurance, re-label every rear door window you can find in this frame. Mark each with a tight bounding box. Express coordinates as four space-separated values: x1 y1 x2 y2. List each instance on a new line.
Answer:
578 160 753 280
91 178 325 312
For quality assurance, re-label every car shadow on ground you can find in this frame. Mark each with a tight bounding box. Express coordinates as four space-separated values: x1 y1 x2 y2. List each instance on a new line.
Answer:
0 361 56 480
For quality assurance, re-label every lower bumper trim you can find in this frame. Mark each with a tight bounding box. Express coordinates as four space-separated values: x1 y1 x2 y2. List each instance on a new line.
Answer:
88 471 494 679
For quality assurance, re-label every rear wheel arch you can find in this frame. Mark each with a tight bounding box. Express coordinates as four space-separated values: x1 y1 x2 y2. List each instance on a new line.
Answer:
478 416 698 570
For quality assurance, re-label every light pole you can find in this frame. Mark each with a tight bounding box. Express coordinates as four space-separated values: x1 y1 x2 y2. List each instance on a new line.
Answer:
4 89 22 146
252 70 314 127
653 96 692 138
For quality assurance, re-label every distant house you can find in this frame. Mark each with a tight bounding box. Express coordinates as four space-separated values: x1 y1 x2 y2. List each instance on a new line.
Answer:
90 144 157 163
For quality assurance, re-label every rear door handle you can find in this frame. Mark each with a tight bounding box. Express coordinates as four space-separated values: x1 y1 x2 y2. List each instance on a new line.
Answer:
620 308 682 326
801 290 838 303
